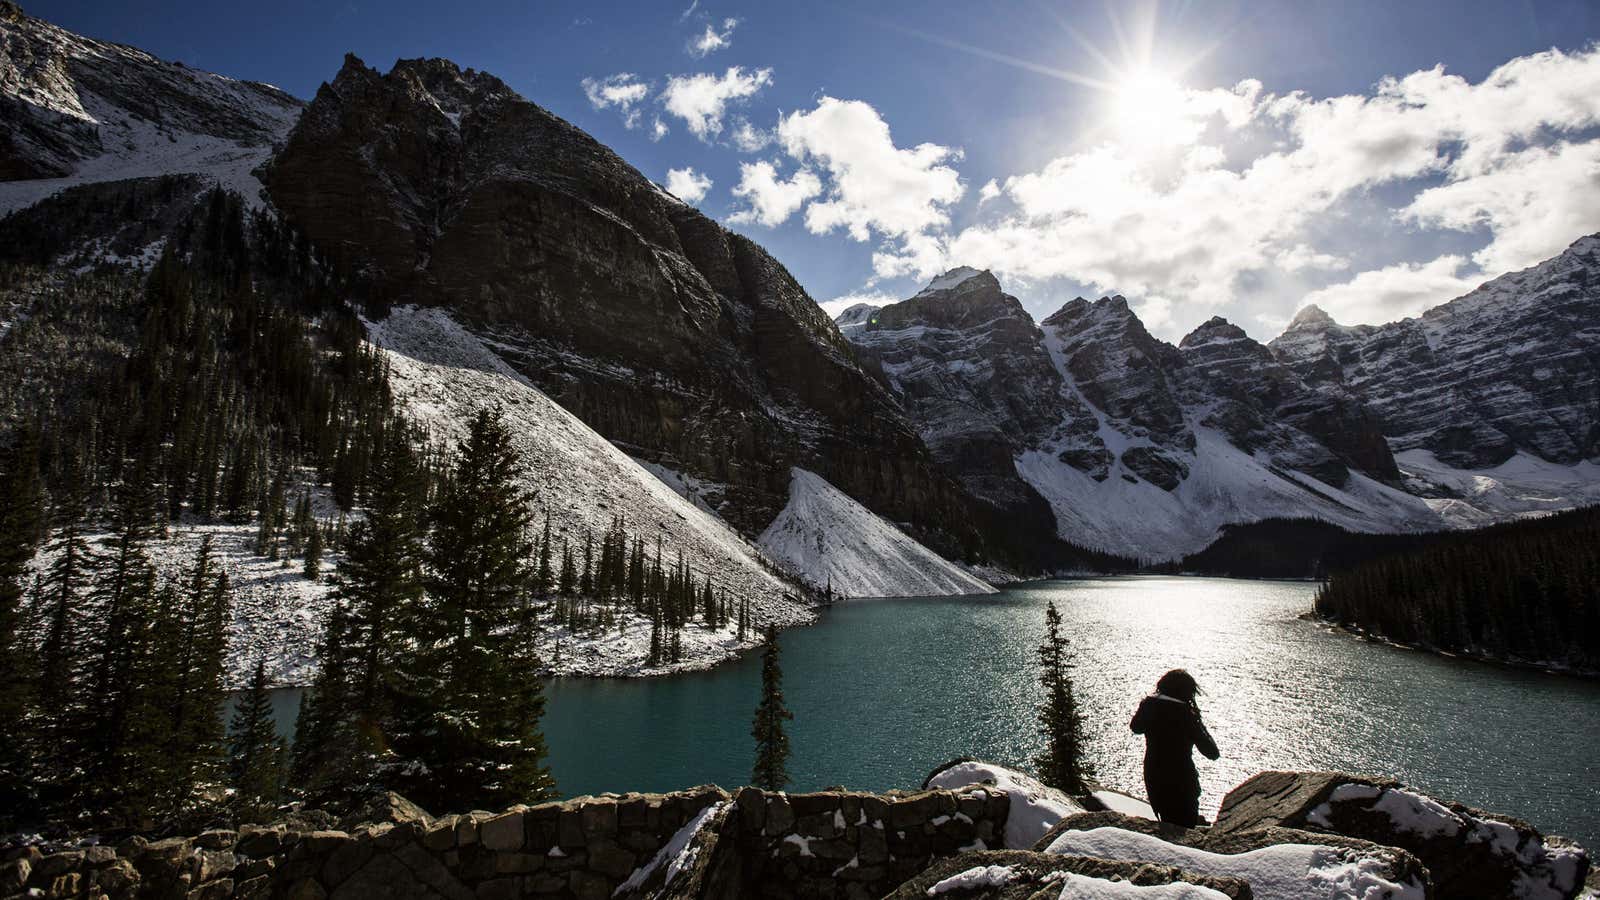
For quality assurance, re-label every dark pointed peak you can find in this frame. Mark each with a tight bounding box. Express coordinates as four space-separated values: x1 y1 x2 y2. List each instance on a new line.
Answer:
1179 315 1250 349
1040 296 1091 328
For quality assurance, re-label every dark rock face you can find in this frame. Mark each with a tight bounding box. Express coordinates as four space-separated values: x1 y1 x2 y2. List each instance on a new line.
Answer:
1217 771 1591 899
1044 295 1191 452
1270 235 1600 470
264 55 985 559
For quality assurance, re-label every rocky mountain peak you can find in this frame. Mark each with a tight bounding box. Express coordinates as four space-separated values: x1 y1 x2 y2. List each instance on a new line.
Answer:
1179 315 1250 349
914 265 994 296
1286 303 1336 331
833 302 881 330
0 8 302 188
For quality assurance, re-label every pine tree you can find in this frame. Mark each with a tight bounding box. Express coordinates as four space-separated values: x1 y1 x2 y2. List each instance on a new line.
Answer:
558 539 577 597
228 658 286 819
334 423 426 756
304 523 323 580
408 406 555 810
0 434 45 816
291 608 362 803
535 514 553 598
750 625 793 791
1033 601 1092 793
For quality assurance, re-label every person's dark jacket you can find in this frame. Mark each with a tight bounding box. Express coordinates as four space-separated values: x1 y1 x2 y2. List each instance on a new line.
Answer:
1129 692 1219 805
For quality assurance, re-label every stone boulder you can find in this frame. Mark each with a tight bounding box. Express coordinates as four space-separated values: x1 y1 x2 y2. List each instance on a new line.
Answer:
337 792 435 833
882 849 1252 899
1216 771 1590 899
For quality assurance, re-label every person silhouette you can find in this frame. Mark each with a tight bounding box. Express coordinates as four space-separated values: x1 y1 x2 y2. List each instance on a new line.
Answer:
1130 669 1219 827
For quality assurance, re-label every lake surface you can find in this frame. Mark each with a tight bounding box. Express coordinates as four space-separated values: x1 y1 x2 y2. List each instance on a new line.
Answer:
268 577 1600 849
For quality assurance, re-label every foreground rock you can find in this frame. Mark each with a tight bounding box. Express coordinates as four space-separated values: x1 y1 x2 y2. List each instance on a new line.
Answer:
3 769 1587 899
1216 771 1590 900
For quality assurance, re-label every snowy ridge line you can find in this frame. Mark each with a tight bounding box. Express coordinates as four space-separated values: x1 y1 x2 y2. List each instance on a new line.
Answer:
757 467 994 599
365 305 815 677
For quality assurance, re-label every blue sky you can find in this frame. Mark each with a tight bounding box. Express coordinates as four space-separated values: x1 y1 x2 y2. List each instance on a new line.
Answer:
30 0 1600 338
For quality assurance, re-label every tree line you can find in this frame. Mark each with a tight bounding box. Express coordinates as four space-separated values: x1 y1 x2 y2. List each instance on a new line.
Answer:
1314 504 1600 671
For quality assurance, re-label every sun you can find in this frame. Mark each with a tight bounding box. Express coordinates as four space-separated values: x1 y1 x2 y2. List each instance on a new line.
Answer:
1107 67 1190 144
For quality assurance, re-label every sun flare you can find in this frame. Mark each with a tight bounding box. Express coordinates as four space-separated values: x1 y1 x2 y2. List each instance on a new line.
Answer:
1108 67 1189 143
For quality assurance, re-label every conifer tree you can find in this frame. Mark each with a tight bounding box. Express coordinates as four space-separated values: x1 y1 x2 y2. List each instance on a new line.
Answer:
228 658 286 819
558 539 576 597
750 625 793 791
0 434 44 815
1033 601 1092 793
535 514 553 598
304 523 323 580
291 608 362 803
408 406 555 810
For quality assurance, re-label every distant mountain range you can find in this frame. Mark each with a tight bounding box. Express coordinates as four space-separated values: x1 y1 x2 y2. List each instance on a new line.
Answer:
837 240 1600 559
3 0 1598 622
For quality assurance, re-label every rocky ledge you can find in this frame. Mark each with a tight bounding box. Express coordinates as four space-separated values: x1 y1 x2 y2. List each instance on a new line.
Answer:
3 767 1591 900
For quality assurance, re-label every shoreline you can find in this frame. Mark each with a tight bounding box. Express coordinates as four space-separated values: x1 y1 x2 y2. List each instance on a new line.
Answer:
1304 611 1600 681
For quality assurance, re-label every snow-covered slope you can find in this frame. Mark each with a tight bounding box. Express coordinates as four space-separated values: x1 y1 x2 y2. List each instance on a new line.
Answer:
0 7 302 214
367 305 815 675
757 468 995 598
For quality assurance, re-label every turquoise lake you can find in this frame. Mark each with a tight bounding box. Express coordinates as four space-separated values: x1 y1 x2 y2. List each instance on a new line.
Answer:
268 576 1600 849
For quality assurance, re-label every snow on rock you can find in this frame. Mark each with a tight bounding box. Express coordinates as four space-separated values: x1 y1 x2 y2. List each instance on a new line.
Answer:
1053 873 1230 899
0 10 303 215
1092 790 1156 821
367 306 814 676
925 761 1085 850
1043 828 1427 900
613 801 726 897
916 266 987 296
757 467 995 598
925 864 1018 894
1307 783 1590 900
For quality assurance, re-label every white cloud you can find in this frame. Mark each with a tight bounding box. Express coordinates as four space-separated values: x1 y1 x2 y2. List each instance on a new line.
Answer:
679 0 698 20
580 73 650 129
920 45 1600 333
728 160 822 227
977 179 1001 204
665 166 713 204
818 289 901 318
1297 255 1476 326
778 97 964 246
689 18 738 58
730 117 772 152
650 118 669 141
660 67 773 141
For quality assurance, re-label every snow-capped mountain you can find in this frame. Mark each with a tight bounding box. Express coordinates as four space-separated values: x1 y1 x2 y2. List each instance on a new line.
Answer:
1270 234 1600 470
0 3 302 214
838 254 1600 559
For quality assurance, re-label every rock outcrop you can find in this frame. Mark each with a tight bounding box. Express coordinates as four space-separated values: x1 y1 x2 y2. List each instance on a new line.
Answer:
1215 771 1591 899
262 54 990 563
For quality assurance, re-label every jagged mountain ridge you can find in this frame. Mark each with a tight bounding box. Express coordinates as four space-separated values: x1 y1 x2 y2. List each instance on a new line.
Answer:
1270 234 1600 469
259 52 1011 567
0 3 301 214
837 258 1600 559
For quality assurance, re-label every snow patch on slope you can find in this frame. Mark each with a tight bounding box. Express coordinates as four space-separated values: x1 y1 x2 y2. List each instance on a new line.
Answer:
757 467 994 598
1017 426 1441 561
1395 449 1600 528
917 266 985 295
367 306 814 676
